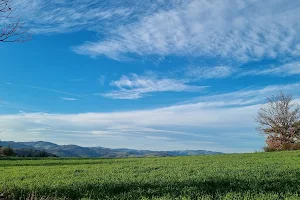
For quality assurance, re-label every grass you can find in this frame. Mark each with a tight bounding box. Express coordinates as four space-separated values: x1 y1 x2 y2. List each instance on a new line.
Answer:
1 151 300 199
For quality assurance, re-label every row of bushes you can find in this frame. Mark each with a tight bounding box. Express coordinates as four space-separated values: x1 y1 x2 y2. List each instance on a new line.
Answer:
0 146 56 157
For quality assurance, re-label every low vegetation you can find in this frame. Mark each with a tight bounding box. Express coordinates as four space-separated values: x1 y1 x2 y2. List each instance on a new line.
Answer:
2 151 300 199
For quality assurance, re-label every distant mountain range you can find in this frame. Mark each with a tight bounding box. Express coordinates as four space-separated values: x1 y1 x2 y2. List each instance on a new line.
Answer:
0 141 223 158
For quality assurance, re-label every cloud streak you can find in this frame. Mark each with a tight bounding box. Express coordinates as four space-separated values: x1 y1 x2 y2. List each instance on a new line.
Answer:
185 66 235 79
239 61 300 77
15 0 185 34
14 0 131 34
5 83 86 98
29 85 85 98
61 97 77 101
101 73 208 99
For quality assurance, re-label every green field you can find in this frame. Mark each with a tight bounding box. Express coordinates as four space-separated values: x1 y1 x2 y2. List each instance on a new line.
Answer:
1 151 300 199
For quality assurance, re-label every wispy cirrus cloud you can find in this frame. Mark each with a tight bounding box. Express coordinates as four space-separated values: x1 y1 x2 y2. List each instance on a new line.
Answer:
74 0 300 62
239 61 300 77
14 0 300 65
185 66 235 79
14 0 131 34
100 73 208 99
15 0 185 34
61 97 77 101
189 83 300 106
183 61 300 80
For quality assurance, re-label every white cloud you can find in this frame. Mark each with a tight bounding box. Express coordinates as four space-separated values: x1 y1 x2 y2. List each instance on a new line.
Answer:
239 61 300 77
74 0 300 62
1 83 299 152
14 0 132 33
185 66 234 79
14 0 300 63
61 97 77 101
14 0 183 34
101 73 208 99
184 83 300 105
0 102 260 152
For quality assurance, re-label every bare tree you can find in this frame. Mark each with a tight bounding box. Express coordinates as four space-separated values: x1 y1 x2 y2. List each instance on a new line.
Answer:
256 92 300 151
0 0 30 42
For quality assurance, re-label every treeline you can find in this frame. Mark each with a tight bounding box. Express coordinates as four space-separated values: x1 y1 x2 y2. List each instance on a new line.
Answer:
0 146 56 157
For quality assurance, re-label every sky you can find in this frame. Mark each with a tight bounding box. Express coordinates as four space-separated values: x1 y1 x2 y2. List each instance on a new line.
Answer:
0 0 300 153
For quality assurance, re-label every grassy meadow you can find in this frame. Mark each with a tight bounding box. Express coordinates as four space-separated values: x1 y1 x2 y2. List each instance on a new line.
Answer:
1 151 300 199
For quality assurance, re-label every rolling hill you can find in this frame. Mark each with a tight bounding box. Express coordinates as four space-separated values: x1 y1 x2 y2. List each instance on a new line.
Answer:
0 141 222 158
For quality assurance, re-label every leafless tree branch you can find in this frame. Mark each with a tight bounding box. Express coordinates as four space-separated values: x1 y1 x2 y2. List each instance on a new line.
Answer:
256 92 300 150
0 0 30 43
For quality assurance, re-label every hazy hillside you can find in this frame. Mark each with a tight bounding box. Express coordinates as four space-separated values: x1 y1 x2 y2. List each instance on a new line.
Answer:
0 141 31 149
21 141 60 149
0 141 222 158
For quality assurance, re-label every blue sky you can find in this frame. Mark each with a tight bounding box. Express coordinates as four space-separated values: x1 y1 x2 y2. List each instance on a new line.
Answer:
0 0 300 153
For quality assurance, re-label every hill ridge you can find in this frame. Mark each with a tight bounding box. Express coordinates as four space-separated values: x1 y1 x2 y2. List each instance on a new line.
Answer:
0 141 223 158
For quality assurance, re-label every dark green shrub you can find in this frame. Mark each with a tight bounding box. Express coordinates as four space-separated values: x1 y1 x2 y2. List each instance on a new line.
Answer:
0 147 16 156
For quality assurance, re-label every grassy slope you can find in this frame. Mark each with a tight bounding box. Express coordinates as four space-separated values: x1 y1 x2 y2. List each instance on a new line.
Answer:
1 151 300 199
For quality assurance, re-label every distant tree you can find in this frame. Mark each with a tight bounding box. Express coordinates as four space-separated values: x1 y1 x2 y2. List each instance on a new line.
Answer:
0 146 16 156
256 92 300 151
37 149 49 157
0 0 30 42
0 130 4 148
